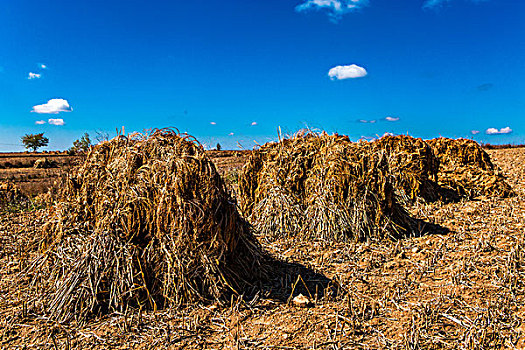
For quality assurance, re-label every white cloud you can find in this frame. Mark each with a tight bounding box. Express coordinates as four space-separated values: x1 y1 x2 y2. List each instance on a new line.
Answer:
296 0 368 21
35 120 46 125
471 130 480 135
251 121 258 126
385 116 400 122
48 118 65 126
358 119 376 123
485 127 512 135
40 64 47 69
229 132 234 136
31 98 73 114
328 64 367 80
28 72 41 80
423 0 487 10
210 121 217 125
423 0 451 9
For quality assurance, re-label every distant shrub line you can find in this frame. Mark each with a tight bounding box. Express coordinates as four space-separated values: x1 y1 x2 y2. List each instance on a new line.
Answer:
481 143 525 150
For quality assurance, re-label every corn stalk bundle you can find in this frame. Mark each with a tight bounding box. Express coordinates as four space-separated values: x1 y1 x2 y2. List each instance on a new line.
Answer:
370 135 440 203
32 129 268 322
426 138 514 198
238 131 418 242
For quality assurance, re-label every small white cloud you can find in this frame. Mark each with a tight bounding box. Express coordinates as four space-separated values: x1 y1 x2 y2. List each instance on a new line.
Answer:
471 130 480 135
28 72 41 80
296 0 368 21
210 121 217 125
486 127 512 135
358 119 377 123
423 0 450 9
385 116 400 122
328 64 367 80
229 132 234 136
48 118 65 126
424 0 486 10
35 120 46 125
251 121 257 126
31 98 73 114
40 64 47 69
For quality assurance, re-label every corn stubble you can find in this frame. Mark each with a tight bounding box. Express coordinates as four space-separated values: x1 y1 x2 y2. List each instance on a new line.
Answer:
31 129 269 323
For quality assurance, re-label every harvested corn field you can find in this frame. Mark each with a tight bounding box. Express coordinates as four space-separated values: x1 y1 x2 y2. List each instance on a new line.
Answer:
0 142 524 349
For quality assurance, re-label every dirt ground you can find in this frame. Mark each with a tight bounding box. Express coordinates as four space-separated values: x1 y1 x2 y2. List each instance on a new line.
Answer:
0 148 524 349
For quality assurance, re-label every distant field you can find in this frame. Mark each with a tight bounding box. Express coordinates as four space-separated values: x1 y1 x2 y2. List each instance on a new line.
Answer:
0 152 75 195
0 150 250 196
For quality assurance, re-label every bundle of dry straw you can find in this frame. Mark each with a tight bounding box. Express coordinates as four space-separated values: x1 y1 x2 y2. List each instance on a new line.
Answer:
33 129 268 322
239 131 418 242
370 135 440 203
427 138 514 199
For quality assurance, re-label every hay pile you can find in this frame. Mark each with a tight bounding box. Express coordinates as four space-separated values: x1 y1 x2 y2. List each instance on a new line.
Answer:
427 138 514 198
33 129 268 322
238 131 417 242
33 157 58 169
370 135 440 203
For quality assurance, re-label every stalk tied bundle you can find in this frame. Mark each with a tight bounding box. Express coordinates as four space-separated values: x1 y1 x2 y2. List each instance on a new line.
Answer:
31 128 269 322
239 131 419 242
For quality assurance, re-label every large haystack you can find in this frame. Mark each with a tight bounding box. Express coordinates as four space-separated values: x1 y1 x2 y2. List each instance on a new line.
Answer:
33 129 268 322
370 135 440 203
426 138 514 198
239 131 417 242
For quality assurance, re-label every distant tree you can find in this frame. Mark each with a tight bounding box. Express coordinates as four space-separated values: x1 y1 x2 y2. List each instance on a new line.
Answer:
216 143 222 151
21 133 49 152
68 133 92 155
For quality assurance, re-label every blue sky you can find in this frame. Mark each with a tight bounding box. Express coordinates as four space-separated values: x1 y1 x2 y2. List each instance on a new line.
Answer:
0 0 524 151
